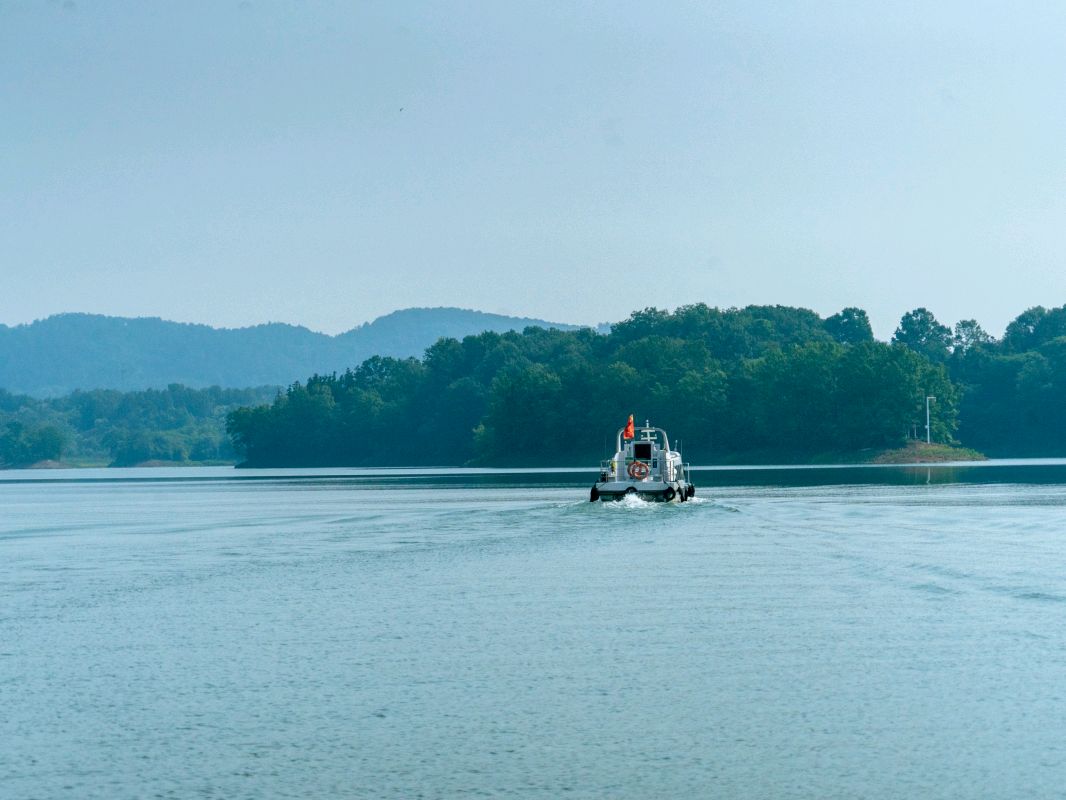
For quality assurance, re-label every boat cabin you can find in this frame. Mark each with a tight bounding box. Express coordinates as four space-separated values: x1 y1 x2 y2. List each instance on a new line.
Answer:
601 423 683 483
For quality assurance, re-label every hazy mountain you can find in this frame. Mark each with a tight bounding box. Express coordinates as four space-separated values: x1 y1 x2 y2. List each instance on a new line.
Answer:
0 308 586 396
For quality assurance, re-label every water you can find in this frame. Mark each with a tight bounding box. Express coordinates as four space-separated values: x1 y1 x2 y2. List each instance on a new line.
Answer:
4 462 1066 798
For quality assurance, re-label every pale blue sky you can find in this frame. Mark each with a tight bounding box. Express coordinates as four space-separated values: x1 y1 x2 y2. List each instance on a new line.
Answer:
3 1 1066 338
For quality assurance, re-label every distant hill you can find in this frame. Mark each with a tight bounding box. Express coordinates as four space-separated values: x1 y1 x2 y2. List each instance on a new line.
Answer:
0 308 586 396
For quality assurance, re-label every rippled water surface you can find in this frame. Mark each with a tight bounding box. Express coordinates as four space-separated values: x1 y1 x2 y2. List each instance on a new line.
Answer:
5 463 1066 798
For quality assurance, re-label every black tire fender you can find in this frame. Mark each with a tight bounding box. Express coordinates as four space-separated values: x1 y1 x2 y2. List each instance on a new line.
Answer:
590 486 600 502
663 487 676 502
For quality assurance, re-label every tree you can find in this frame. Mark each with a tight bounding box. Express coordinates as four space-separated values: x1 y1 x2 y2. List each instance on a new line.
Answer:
953 319 993 354
893 308 952 362
476 364 564 462
0 421 65 466
1002 306 1066 353
835 343 958 448
1003 306 1048 353
0 421 29 465
28 426 65 462
824 307 874 345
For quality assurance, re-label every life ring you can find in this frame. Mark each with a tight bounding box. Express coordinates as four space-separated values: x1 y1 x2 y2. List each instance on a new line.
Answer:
627 461 650 480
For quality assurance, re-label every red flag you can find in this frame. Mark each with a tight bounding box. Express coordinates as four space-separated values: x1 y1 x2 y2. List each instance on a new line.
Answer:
623 414 635 440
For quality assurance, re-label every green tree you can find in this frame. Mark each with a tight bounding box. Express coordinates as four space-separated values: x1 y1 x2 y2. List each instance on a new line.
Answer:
835 343 957 448
893 308 952 362
476 364 564 463
28 426 65 462
953 319 994 354
0 421 65 465
824 307 874 345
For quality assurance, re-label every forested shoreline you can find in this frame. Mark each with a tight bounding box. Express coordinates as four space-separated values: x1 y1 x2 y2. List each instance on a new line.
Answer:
225 303 1066 467
0 385 276 467
6 302 1066 469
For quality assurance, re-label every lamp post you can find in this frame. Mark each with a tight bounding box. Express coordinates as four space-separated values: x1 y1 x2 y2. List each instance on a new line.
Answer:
925 396 936 444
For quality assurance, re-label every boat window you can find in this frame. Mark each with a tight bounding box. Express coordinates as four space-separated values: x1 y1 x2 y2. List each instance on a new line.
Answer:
633 442 652 459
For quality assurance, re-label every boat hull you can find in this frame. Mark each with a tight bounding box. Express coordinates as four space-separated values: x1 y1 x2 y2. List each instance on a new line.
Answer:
591 480 693 503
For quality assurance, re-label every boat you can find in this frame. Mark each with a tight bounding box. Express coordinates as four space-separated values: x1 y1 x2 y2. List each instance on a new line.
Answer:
590 418 695 502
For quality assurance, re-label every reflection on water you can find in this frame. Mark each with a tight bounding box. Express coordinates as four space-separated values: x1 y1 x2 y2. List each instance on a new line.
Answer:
7 458 1066 490
692 460 1066 487
4 461 1066 799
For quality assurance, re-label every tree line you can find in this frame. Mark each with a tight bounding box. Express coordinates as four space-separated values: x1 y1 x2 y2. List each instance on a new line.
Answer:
7 302 1064 468
0 385 276 467
226 303 985 467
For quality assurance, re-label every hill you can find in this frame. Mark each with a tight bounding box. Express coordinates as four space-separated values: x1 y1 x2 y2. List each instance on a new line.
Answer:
0 308 582 396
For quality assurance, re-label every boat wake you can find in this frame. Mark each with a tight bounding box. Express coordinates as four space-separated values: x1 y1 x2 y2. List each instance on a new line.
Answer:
618 493 655 509
583 493 722 511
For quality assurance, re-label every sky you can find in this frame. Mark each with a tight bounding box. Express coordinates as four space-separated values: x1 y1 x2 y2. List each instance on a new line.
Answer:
3 1 1066 339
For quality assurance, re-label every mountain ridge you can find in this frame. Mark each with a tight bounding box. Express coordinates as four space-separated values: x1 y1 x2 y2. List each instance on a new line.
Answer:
0 307 590 396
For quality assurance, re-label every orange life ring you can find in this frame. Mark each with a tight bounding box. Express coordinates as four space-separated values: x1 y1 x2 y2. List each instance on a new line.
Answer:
628 461 650 479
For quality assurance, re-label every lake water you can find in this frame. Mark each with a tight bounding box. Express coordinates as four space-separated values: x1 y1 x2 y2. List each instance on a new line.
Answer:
4 462 1066 798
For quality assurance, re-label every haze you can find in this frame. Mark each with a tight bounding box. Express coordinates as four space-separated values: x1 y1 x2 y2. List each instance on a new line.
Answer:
3 1 1065 339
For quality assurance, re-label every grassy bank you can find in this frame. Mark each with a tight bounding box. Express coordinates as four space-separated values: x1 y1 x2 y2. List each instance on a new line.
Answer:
867 441 987 464
703 440 987 466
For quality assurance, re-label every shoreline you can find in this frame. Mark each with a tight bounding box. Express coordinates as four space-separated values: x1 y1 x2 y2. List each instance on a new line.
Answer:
0 443 990 471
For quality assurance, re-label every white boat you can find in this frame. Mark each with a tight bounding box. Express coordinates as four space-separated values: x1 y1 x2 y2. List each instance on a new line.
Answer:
590 420 695 502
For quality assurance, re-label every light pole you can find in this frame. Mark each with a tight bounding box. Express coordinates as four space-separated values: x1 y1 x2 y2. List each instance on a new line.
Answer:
925 396 936 444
